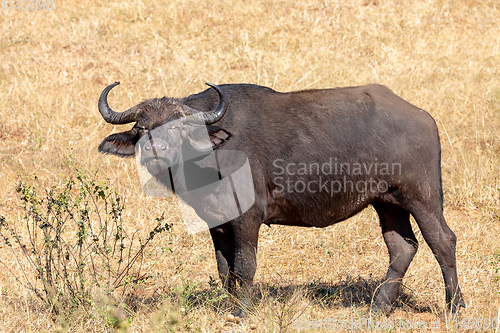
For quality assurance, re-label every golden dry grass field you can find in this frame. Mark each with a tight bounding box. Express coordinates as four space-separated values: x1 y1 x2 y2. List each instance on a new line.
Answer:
0 0 499 331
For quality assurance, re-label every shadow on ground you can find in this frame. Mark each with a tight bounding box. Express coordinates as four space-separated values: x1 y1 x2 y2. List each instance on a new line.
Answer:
125 275 435 316
252 275 434 314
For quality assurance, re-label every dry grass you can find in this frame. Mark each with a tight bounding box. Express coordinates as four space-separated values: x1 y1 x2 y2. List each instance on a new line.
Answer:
0 0 499 331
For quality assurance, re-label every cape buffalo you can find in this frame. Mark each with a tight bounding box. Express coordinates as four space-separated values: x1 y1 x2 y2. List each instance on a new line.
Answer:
97 82 465 316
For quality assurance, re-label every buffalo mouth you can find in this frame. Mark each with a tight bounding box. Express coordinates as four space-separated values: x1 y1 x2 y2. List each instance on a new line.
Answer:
143 157 171 176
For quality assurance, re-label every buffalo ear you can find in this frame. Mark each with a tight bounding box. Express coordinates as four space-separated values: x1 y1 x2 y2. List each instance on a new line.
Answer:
188 126 232 152
98 129 138 157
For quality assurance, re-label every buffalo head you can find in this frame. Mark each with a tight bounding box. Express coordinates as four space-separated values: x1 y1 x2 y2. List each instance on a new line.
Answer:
97 82 231 179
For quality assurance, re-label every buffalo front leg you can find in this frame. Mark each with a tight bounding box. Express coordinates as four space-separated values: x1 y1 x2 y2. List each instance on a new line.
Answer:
373 202 418 315
232 220 261 318
210 225 237 294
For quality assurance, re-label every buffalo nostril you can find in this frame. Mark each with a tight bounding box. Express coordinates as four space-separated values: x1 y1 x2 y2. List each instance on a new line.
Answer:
144 146 151 151
161 146 167 151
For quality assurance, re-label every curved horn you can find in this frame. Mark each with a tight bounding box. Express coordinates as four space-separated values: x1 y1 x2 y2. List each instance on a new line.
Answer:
98 82 140 124
184 83 228 125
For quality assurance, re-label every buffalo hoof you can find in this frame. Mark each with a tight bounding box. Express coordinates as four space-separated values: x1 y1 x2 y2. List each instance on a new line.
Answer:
450 298 467 315
233 308 246 320
370 301 392 318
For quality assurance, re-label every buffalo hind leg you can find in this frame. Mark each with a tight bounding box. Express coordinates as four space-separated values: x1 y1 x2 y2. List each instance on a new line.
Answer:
373 201 418 315
408 201 465 313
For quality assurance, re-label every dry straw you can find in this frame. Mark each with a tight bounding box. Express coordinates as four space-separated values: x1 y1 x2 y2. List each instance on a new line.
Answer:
0 0 499 331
